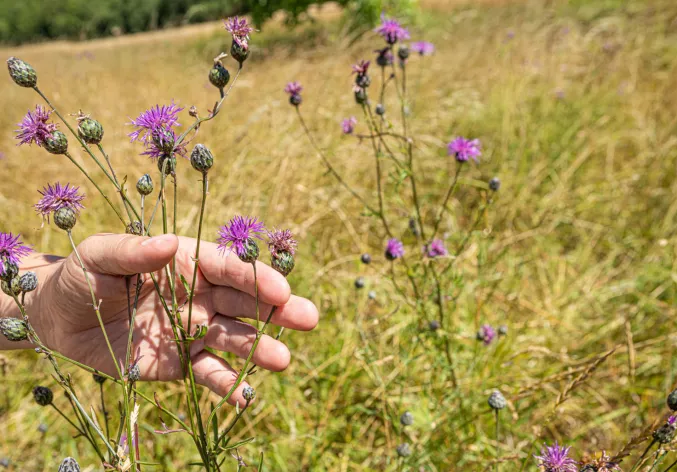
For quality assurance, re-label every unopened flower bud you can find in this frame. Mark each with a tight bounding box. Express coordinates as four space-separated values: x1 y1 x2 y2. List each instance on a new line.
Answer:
396 443 411 457
654 417 677 444
77 117 104 144
158 154 177 175
400 411 413 426
54 207 77 231
368 290 376 300
361 253 371 264
58 457 81 472
128 363 141 383
209 62 231 89
38 423 48 434
152 128 175 154
32 386 53 406
355 73 371 89
498 325 508 336
93 373 107 384
354 277 365 289
238 238 260 264
488 390 507 410
375 104 385 115
0 318 28 342
272 250 295 277
398 46 410 61
354 88 368 105
289 94 302 106
190 144 214 173
19 271 38 292
126 221 143 236
668 389 677 411
44 130 68 155
0 261 18 282
136 174 153 196
489 177 501 191
429 320 441 331
231 41 250 64
243 386 256 402
1 277 21 297
7 57 37 88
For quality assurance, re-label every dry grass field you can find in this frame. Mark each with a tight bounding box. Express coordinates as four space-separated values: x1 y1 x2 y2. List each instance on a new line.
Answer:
1 0 677 470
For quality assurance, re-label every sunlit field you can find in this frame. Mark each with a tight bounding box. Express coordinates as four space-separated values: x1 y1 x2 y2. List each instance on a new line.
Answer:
1 0 677 470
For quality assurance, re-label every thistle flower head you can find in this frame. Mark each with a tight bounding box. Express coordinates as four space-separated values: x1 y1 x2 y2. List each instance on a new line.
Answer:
15 105 57 147
0 233 32 276
58 457 81 472
426 239 448 258
375 14 410 45
35 183 85 218
284 82 303 96
128 102 183 144
411 41 435 56
342 117 357 135
385 238 405 260
7 57 37 87
224 16 255 48
352 60 371 76
488 390 507 410
534 442 578 472
218 216 266 259
142 128 187 161
477 324 497 345
447 137 481 163
267 228 297 258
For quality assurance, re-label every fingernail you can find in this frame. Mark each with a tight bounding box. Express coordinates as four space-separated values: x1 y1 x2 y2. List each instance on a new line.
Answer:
141 234 175 248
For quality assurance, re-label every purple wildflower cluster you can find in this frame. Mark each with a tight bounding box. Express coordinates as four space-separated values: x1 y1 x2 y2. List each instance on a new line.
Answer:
534 442 578 472
0 233 32 276
15 106 57 147
128 102 185 160
34 183 85 218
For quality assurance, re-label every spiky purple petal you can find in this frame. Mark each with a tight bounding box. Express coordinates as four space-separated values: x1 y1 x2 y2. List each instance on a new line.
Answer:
224 16 255 48
217 216 266 258
267 229 297 257
34 183 85 217
0 233 32 274
128 102 183 144
534 442 578 472
447 137 482 163
15 106 57 147
375 14 410 45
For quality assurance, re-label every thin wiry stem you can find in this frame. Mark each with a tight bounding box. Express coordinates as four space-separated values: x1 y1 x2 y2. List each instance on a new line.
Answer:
187 173 208 332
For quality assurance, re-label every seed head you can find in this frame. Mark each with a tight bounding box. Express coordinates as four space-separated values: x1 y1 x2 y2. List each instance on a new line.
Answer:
7 57 37 87
396 442 412 457
1 277 21 297
385 238 405 260
58 457 81 472
400 411 414 426
489 177 501 191
136 174 154 196
209 62 231 89
32 386 53 406
77 117 104 144
0 318 28 341
19 271 38 292
488 390 507 410
653 416 677 444
447 137 481 163
243 386 256 402
54 207 77 231
190 144 214 173
354 277 365 289
218 216 266 263
361 253 371 264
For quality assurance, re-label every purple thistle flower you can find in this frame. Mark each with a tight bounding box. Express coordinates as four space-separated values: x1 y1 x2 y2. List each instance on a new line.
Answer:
426 239 447 258
217 216 266 258
352 60 371 75
534 442 578 472
411 41 435 56
385 238 405 260
128 102 183 144
0 233 32 275
224 16 255 48
284 82 303 96
477 324 497 345
35 183 85 218
447 137 482 163
15 106 57 147
342 117 357 135
267 229 297 257
375 14 410 45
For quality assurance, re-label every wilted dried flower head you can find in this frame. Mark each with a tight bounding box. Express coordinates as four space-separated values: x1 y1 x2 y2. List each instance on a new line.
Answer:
411 41 435 56
35 183 85 218
224 16 255 48
447 137 482 163
267 229 297 258
0 233 32 276
128 102 183 144
375 14 410 45
218 216 266 259
342 117 357 135
534 442 578 472
352 60 371 76
15 105 57 147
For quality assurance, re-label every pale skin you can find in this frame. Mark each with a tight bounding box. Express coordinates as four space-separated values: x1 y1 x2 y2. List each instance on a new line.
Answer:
0 233 319 406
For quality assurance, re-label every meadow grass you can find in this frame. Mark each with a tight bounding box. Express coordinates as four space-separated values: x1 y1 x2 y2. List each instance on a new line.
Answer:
1 0 677 470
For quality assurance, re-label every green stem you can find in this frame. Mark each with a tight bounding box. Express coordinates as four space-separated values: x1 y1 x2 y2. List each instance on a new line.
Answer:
430 164 462 243
187 173 208 332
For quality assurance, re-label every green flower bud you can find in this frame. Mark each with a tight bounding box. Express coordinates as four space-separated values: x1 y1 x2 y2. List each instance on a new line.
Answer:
136 174 153 196
58 457 81 472
32 386 53 406
128 363 141 383
19 271 38 292
238 238 259 264
354 88 368 105
7 57 37 88
398 46 410 61
396 443 411 458
654 418 677 444
271 250 295 277
54 207 77 231
231 41 249 64
243 386 256 402
77 117 104 144
190 144 214 173
0 318 28 342
209 62 230 89
126 221 143 236
158 154 176 175
400 411 413 426
152 128 175 154
44 130 68 155
488 390 507 410
1 277 21 297
0 260 18 282
289 94 302 106
668 389 677 411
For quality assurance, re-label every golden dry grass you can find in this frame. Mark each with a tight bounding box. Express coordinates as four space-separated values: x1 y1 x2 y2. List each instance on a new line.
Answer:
1 0 677 470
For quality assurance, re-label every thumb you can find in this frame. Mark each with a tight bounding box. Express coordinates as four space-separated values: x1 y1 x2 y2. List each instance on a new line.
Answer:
75 233 179 276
